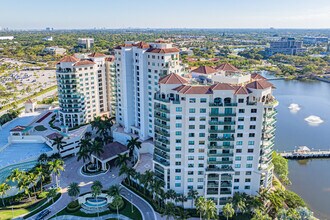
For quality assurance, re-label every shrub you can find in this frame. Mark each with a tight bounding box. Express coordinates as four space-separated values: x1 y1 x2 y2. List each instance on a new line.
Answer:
108 197 125 211
37 191 48 199
66 200 80 212
283 190 306 209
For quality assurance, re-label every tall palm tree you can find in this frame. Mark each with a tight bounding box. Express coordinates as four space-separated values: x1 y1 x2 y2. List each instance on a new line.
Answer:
166 189 177 204
119 166 136 186
126 137 142 164
91 116 103 132
188 189 199 208
204 199 217 220
91 180 103 217
162 202 176 220
139 170 154 196
51 136 66 153
176 207 190 220
223 203 235 220
47 188 57 204
231 192 246 215
90 140 104 169
0 183 11 206
107 184 122 197
84 131 92 139
28 172 38 200
152 179 164 201
196 196 207 220
251 208 271 220
68 182 80 201
177 194 187 208
7 168 23 184
112 195 123 218
115 153 129 169
48 159 64 188
18 173 32 201
34 165 47 193
37 153 48 165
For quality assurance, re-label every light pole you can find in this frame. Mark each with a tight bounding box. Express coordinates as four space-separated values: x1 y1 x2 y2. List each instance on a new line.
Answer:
130 193 133 213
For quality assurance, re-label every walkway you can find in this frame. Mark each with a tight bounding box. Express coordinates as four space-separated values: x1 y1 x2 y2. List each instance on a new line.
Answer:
26 156 157 220
51 214 131 220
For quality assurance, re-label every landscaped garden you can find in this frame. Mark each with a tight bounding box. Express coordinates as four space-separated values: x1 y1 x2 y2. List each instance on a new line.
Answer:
34 125 47 131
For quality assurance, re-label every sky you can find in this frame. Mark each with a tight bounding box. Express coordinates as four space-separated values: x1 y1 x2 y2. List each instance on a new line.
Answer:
1 0 330 29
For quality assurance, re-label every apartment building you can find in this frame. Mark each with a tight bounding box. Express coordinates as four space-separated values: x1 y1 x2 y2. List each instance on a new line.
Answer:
265 37 307 56
114 41 182 140
153 71 277 210
77 38 94 49
56 53 116 128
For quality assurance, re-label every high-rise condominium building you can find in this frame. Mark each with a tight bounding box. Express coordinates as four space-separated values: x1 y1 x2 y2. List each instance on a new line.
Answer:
114 41 182 140
153 70 277 210
56 53 116 128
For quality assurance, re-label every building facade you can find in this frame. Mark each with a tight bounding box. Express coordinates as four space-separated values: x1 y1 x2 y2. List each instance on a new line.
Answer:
265 37 307 56
77 38 94 50
114 41 182 140
56 53 116 128
153 72 277 210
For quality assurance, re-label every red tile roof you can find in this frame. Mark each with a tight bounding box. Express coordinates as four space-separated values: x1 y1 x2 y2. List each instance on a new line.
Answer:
114 44 133 50
246 80 274 89
234 86 250 95
210 83 235 91
146 48 180 53
88 52 106 57
159 73 188 84
133 42 150 49
25 99 36 104
46 132 64 140
73 60 95 66
173 85 213 94
59 55 79 63
215 62 239 72
251 73 266 80
10 125 27 132
192 66 217 74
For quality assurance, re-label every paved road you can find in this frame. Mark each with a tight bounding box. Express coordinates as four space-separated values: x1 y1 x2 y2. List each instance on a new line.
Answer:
26 156 157 220
51 214 130 220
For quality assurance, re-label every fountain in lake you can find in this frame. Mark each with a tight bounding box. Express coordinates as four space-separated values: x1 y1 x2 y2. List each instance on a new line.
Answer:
288 103 301 113
304 115 324 126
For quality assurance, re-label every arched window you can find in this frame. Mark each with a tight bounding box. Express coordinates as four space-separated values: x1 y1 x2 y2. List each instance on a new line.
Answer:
214 97 222 104
224 97 231 104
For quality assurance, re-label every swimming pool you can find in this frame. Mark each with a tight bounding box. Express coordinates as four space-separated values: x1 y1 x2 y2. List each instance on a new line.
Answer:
0 113 53 184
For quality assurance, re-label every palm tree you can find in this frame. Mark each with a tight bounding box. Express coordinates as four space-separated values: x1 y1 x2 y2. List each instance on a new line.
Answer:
166 189 177 204
152 179 164 201
119 166 136 186
115 153 129 169
51 136 66 153
18 174 32 201
34 165 47 193
84 131 92 139
7 168 23 184
68 182 80 201
107 184 122 197
37 153 48 164
204 199 217 220
126 137 142 164
251 208 271 220
47 188 57 204
223 203 235 220
91 116 103 132
0 183 10 206
196 196 207 220
139 170 154 196
48 159 64 188
231 192 246 215
177 194 187 208
28 172 38 200
91 181 103 217
90 140 104 169
162 202 176 220
188 189 199 208
112 195 123 219
176 207 190 220
77 147 90 172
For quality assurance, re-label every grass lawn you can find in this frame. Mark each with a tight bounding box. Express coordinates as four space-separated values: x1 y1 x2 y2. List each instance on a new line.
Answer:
53 197 142 220
0 198 48 220
34 125 47 131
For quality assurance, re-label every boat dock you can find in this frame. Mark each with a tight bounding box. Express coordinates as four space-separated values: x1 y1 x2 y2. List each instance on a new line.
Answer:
279 146 330 159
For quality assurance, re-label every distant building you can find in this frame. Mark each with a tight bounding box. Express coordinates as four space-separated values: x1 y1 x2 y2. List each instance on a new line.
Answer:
77 38 94 50
0 36 14 40
56 53 116 128
303 37 328 45
265 37 307 56
44 46 66 55
43 36 53 41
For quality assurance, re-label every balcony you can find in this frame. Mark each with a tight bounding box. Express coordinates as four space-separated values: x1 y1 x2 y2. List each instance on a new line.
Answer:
154 142 170 152
154 149 170 160
220 190 232 195
208 145 234 150
209 129 235 134
265 110 277 118
207 153 234 157
208 160 233 165
221 175 233 181
153 156 169 166
155 106 170 113
207 183 219 188
154 122 170 129
209 121 235 125
209 112 236 117
209 102 223 107
155 129 170 137
154 114 170 122
221 182 232 187
206 166 234 172
208 137 234 142
206 189 219 195
207 176 220 181
155 138 170 145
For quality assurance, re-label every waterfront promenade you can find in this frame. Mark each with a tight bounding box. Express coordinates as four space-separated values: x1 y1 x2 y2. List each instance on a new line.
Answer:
279 149 330 159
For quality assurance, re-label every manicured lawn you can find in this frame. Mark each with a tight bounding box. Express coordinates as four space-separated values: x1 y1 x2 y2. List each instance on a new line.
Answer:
34 125 47 131
53 197 142 220
23 193 61 219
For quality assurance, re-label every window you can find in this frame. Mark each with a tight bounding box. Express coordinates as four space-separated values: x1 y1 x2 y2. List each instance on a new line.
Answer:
234 186 239 190
200 108 206 113
175 169 181 173
175 183 181 187
238 117 244 121
189 108 196 113
199 133 205 137
189 98 196 103
199 125 206 129
200 98 207 103
248 149 254 153
175 123 182 128
236 141 243 145
250 117 256 121
249 133 255 137
237 133 243 137
188 171 194 175
188 178 193 182
235 156 241 161
238 98 244 103
189 117 195 121
239 109 245 113
176 115 182 120
175 154 181 158
236 149 242 153
175 131 182 136
247 156 253 161
175 176 181 180
235 164 241 168
189 125 195 129
246 164 252 168
188 141 195 145
250 125 256 129
245 186 250 189
176 107 182 112
245 178 251 182
234 179 239 182
175 162 181 165
189 133 195 137
188 149 194 153
175 146 182 151
238 125 244 130
246 171 252 175
251 109 257 113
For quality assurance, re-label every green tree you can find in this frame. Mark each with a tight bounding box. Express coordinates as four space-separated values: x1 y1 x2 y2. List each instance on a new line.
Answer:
7 168 23 184
196 196 207 220
162 202 176 220
47 188 57 204
91 181 103 217
37 153 48 164
126 137 142 164
115 153 129 169
48 159 64 188
139 170 154 196
90 140 104 169
112 195 123 218
188 189 199 208
251 208 271 220
107 184 122 197
51 136 66 153
68 182 80 201
204 199 217 220
0 183 11 206
222 203 235 220
34 165 47 193
272 152 290 184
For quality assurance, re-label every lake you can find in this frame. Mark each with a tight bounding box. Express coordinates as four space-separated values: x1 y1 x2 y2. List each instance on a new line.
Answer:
265 74 330 219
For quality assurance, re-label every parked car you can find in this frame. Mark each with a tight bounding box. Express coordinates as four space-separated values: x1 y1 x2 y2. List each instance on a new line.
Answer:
35 209 51 220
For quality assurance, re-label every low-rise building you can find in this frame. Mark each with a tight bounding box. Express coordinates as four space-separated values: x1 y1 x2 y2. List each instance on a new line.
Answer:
265 37 307 56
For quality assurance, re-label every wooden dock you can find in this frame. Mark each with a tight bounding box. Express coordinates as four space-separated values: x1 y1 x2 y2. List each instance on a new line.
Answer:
279 150 330 159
